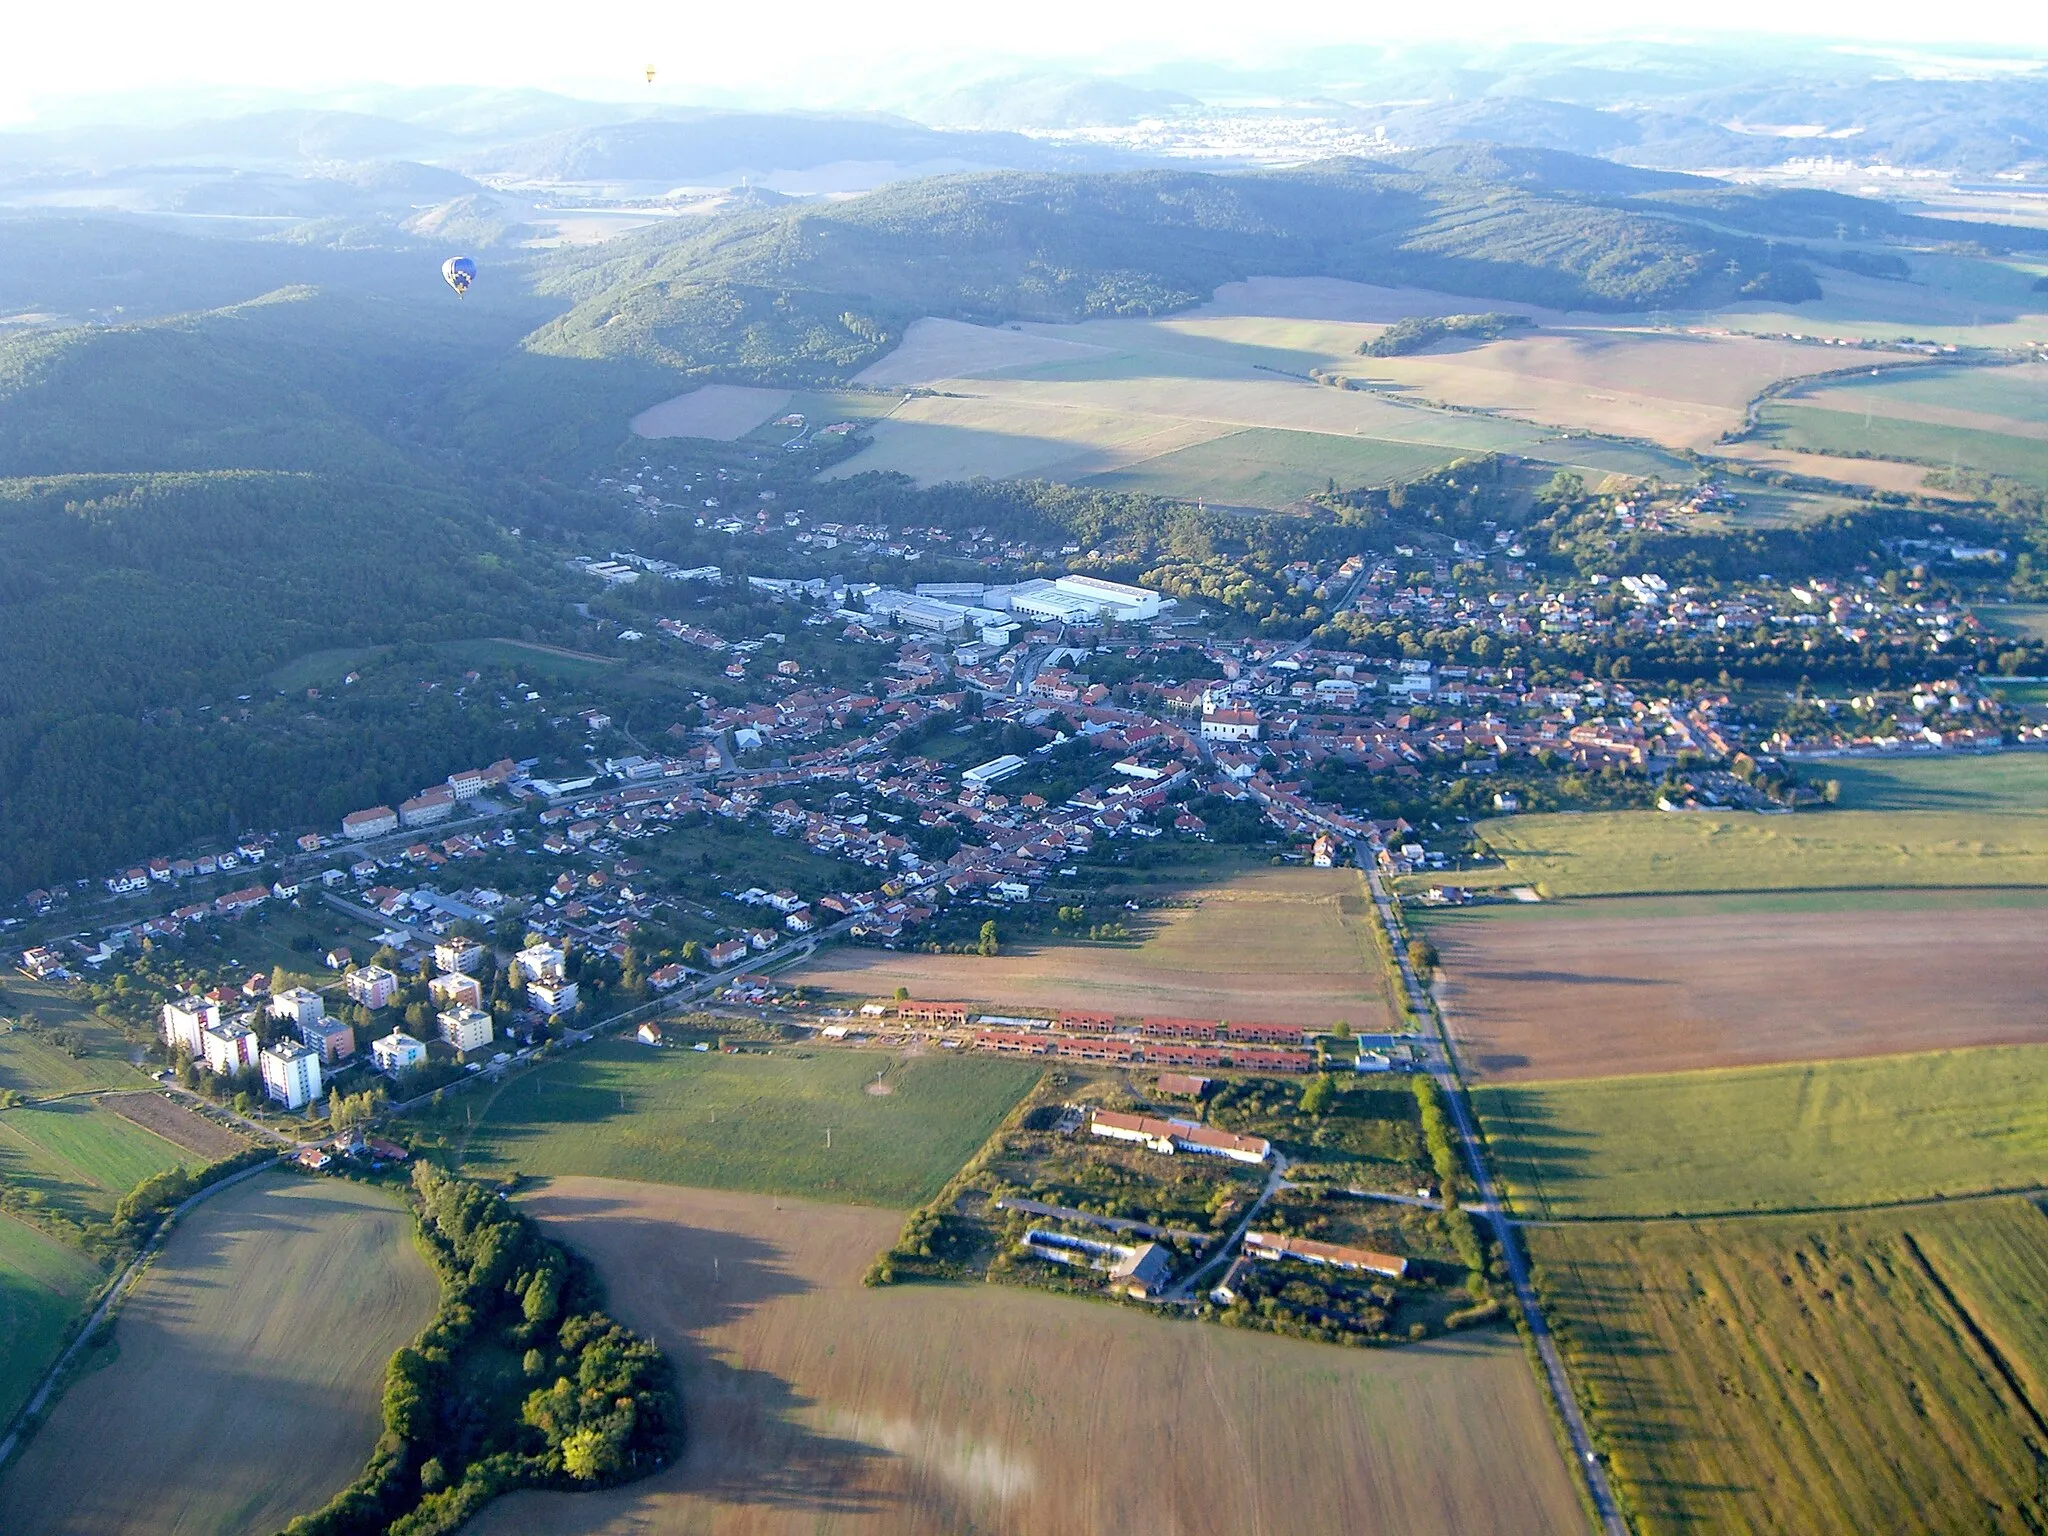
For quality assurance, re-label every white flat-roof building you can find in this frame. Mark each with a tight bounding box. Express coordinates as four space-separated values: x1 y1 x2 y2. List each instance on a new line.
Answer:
162 996 219 1057
437 1006 495 1054
371 1031 428 1075
962 754 1028 788
516 942 565 982
202 1020 261 1077
528 976 579 1017
261 1039 323 1110
346 965 398 1010
268 986 326 1028
434 937 484 976
1052 574 1162 621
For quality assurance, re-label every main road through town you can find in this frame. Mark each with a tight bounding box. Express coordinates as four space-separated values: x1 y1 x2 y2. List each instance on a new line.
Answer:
1362 864 1629 1536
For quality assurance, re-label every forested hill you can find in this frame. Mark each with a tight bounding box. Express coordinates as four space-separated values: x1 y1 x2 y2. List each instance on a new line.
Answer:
518 155 1812 382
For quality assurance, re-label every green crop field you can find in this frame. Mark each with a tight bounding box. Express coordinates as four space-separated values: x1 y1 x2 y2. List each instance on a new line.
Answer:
0 1214 103 1429
0 978 144 1099
1477 1045 2048 1219
1821 752 2048 812
1760 403 2048 487
1528 1200 2048 1535
438 1042 1040 1208
1469 808 2048 896
1981 604 2048 643
0 1101 191 1222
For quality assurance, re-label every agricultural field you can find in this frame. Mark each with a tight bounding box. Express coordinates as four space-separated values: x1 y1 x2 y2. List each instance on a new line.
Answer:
0 1174 437 1536
1527 1200 2048 1535
1426 890 2048 1081
463 1177 1587 1536
0 1214 102 1430
1760 403 2048 488
1086 425 1480 504
0 978 143 1099
436 1041 1039 1208
630 383 793 440
0 1100 190 1222
1476 1044 2048 1220
96 1092 251 1162
1462 808 2048 897
795 865 1399 1029
1981 604 2048 644
1821 751 2048 812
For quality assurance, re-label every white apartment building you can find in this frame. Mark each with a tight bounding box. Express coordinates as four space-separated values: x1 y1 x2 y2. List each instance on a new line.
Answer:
371 1031 427 1074
516 942 564 982
527 976 579 1017
346 965 398 1010
161 996 220 1057
268 986 326 1028
202 1020 261 1077
260 1039 323 1110
434 937 484 975
437 1006 494 1054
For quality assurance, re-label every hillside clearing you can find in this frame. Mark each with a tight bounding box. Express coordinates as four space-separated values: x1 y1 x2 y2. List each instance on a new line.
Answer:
630 383 792 440
1477 1044 2048 1220
0 1174 436 1536
463 1178 1588 1536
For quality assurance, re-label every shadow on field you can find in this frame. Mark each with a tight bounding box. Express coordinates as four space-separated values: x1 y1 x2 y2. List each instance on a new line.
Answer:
1479 1090 1597 1218
1480 968 1675 989
523 1188 897 1518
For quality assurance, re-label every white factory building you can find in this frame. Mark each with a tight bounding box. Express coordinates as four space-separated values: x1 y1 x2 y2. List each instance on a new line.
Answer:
861 574 1164 635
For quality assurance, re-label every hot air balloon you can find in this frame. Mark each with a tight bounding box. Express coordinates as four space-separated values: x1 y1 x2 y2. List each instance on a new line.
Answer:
645 65 657 85
441 256 476 298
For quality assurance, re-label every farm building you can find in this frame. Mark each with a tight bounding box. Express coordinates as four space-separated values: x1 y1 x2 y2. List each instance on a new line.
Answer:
1244 1231 1408 1279
1020 1230 1176 1297
1089 1110 1270 1165
1156 1073 1213 1099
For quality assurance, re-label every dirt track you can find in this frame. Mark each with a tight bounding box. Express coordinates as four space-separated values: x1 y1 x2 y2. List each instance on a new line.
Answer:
465 1177 1583 1536
1433 897 2048 1082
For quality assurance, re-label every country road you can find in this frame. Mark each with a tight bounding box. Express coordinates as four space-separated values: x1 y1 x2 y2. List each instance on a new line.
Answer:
1362 864 1628 1536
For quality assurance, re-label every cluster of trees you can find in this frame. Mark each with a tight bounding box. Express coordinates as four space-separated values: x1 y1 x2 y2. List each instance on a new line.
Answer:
285 1162 675 1536
1358 312 1534 357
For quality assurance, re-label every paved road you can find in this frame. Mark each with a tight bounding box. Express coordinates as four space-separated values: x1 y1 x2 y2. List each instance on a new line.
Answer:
1165 1151 1290 1304
1363 865 1628 1536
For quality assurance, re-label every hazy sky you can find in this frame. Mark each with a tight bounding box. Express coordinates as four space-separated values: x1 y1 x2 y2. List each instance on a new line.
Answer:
6 0 2046 120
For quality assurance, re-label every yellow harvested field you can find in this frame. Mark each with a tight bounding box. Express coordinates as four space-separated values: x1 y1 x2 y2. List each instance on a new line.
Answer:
465 1178 1588 1536
1199 276 1575 325
0 1174 437 1536
854 317 1114 387
631 383 792 439
1356 328 1844 451
1710 444 1969 497
793 866 1398 1028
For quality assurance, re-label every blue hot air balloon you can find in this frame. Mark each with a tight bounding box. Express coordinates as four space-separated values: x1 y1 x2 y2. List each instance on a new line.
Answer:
441 256 477 297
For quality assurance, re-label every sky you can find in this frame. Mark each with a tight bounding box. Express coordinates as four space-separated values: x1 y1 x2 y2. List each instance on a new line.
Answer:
5 0 2046 123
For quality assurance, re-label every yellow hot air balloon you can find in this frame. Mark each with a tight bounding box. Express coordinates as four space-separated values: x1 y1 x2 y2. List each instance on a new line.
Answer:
645 65 656 85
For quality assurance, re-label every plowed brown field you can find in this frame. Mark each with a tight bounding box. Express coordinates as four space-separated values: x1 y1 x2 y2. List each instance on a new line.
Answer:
1431 894 2048 1081
97 1092 249 1161
465 1178 1586 1536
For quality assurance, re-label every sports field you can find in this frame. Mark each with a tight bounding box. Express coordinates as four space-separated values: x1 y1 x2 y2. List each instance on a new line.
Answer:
0 1174 437 1536
463 1178 1588 1536
1476 1044 2048 1220
1427 891 2048 1081
0 1100 189 1222
441 1043 1038 1208
1528 1200 2048 1535
0 1214 102 1430
794 866 1399 1029
1465 808 2048 897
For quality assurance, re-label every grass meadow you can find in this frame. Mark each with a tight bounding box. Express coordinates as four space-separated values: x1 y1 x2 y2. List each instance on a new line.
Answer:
436 1042 1040 1208
1821 751 2048 812
1761 403 2048 486
0 1174 437 1536
1528 1199 2048 1535
1466 808 2048 897
0 1214 103 1429
0 1101 190 1222
1475 1044 2048 1219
